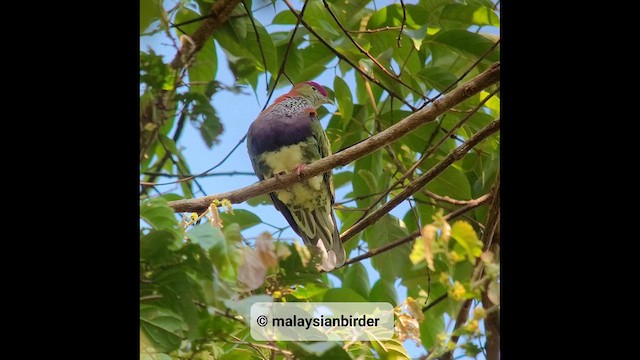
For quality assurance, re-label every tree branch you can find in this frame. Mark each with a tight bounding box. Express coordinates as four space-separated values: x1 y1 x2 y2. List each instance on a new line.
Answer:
482 288 500 360
340 118 500 242
321 0 428 102
441 299 473 360
441 176 500 360
283 0 418 111
170 0 243 69
140 0 243 161
166 62 500 213
338 192 490 267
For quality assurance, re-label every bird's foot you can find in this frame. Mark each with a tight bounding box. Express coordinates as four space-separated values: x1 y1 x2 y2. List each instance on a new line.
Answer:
294 163 306 179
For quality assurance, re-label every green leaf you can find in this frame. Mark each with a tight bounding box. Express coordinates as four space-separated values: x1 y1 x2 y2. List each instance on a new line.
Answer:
343 263 370 299
420 309 445 350
174 7 204 36
430 29 500 63
369 279 398 307
352 169 375 208
276 45 304 83
219 209 262 230
416 66 458 92
140 230 180 266
363 215 410 281
450 221 483 262
140 0 162 33
246 19 279 75
140 304 187 353
323 288 368 302
368 4 426 29
246 193 272 206
140 50 173 92
188 40 217 95
334 77 353 123
291 342 350 359
200 109 223 148
409 236 425 265
290 283 327 300
222 223 242 243
423 159 472 201
370 337 411 360
224 294 272 325
333 171 353 189
439 4 500 27
462 342 483 357
273 10 297 24
141 198 179 233
152 267 202 339
187 222 224 251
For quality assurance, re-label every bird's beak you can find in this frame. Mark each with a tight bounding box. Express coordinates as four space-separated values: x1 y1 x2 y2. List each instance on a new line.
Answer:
325 97 335 105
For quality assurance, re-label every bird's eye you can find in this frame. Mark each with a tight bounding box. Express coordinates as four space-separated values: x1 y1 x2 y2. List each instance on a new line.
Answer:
311 86 317 91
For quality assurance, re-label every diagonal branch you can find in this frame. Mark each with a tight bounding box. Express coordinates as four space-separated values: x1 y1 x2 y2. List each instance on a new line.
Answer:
170 0 243 69
441 175 500 360
340 119 500 242
141 0 243 162
282 0 418 111
341 193 490 267
166 62 500 213
321 0 428 102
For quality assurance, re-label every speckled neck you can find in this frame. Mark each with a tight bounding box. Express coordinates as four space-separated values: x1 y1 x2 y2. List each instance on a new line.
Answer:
272 96 314 117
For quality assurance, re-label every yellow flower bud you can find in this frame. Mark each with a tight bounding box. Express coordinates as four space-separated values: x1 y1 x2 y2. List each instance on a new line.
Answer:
448 281 466 301
450 251 465 263
439 272 450 284
473 306 486 320
464 319 479 334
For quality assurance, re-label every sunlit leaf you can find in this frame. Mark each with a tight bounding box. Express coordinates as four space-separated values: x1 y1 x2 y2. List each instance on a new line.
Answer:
343 262 370 299
140 304 187 353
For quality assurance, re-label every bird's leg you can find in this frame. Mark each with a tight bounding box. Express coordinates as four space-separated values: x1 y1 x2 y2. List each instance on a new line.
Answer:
294 163 306 179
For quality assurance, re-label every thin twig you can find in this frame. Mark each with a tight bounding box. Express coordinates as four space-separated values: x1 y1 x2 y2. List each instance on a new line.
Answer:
142 171 255 179
419 39 501 109
398 0 406 47
166 63 500 213
321 0 429 102
226 334 294 358
150 134 248 186
342 230 419 266
263 0 310 109
347 26 402 34
340 119 500 242
353 88 499 221
422 294 448 313
340 192 490 267
283 0 418 111
242 1 269 89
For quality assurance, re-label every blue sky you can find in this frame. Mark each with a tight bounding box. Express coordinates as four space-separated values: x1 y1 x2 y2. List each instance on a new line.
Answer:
141 0 499 358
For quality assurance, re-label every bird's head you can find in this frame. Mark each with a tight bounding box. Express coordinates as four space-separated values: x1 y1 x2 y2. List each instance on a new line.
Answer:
292 81 334 108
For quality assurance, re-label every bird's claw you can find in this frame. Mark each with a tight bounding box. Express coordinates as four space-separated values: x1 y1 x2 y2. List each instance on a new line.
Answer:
294 163 306 179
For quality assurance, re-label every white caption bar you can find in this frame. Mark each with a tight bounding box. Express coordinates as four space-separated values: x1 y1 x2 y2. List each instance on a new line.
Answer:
250 302 394 341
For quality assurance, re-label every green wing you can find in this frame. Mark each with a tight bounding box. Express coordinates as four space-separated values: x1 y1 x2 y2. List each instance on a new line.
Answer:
310 118 335 204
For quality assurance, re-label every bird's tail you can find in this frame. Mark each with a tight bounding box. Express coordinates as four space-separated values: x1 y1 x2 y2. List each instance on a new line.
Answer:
292 208 346 271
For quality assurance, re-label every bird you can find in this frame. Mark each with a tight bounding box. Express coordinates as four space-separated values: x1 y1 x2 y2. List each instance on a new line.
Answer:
246 81 346 271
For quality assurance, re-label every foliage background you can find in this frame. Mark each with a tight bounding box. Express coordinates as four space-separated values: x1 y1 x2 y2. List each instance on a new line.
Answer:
140 0 500 358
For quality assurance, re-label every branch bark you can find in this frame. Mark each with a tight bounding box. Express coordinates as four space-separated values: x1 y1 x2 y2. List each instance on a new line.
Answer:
167 62 500 213
340 119 500 242
441 175 500 360
340 193 490 267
